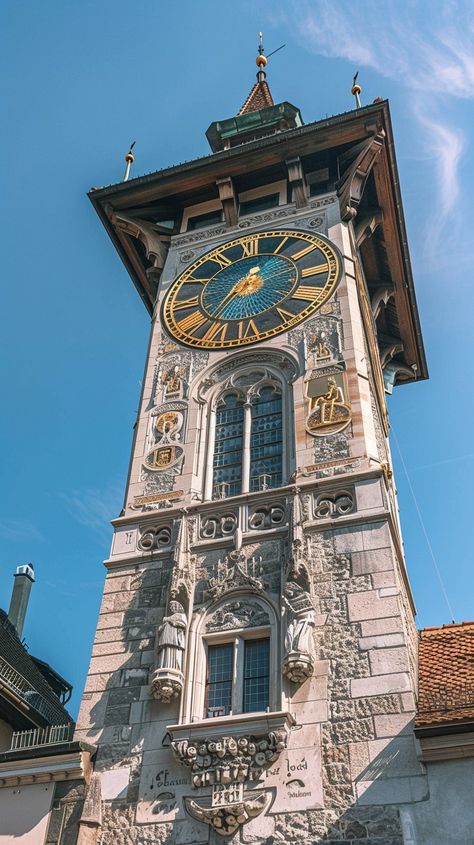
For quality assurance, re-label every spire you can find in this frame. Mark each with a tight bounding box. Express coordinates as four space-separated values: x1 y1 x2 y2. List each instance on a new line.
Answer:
238 32 274 116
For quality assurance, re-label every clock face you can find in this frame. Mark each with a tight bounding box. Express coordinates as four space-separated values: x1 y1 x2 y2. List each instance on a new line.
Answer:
162 229 342 349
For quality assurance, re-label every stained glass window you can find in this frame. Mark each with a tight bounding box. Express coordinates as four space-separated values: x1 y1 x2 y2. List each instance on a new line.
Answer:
204 638 270 718
250 386 283 491
213 394 244 497
243 638 270 713
205 643 233 717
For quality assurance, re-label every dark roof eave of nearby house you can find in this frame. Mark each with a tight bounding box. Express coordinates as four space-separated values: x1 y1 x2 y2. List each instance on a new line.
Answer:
415 719 474 738
0 740 97 765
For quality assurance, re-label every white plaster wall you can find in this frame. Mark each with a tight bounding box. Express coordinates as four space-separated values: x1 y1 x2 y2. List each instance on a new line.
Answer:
401 759 474 845
0 783 53 844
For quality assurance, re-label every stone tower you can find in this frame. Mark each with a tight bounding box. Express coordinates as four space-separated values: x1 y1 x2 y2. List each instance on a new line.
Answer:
70 46 429 845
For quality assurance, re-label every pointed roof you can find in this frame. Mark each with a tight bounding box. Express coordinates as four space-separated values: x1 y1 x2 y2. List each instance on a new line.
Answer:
238 80 274 115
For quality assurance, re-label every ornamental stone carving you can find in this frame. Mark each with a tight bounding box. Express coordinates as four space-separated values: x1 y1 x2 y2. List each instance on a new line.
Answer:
206 600 270 633
282 581 315 683
151 600 187 702
138 523 172 551
171 730 288 788
169 715 292 836
206 549 266 600
200 512 238 540
314 489 355 519
248 502 286 531
185 788 270 837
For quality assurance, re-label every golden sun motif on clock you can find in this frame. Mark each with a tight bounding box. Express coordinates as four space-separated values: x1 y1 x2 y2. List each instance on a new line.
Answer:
162 229 343 349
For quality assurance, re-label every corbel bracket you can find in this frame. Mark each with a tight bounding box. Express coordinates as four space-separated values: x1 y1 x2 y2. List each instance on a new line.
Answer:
371 283 395 320
216 176 238 227
337 130 385 221
286 156 308 208
354 209 383 246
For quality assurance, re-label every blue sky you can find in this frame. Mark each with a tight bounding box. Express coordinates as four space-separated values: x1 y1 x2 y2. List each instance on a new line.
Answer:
1 0 473 718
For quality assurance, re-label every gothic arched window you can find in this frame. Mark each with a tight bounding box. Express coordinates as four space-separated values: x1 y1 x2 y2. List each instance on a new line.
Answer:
212 393 245 497
249 386 283 492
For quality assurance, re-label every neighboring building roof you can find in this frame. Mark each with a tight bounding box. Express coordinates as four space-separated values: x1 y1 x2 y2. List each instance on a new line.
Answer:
417 621 474 729
238 80 274 115
0 609 72 729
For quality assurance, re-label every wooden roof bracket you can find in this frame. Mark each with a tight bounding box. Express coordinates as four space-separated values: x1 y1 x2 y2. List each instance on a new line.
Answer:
337 130 385 222
106 206 171 305
286 157 308 208
216 176 238 227
371 284 395 320
354 209 383 246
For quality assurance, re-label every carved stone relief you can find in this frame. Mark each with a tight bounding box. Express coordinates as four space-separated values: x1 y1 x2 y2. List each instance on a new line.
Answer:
306 371 352 436
206 549 267 600
248 502 286 531
172 731 288 836
282 581 315 684
313 489 355 519
138 523 173 551
199 512 238 541
206 600 270 633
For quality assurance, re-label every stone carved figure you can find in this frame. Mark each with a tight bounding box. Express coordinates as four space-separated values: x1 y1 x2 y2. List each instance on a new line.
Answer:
151 600 187 702
282 581 315 683
156 600 187 671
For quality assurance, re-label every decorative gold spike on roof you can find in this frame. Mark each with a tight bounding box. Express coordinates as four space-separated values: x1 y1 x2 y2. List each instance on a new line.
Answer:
238 32 275 116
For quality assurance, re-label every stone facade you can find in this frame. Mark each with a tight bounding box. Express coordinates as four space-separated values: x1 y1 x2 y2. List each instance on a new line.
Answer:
58 192 429 845
49 84 437 843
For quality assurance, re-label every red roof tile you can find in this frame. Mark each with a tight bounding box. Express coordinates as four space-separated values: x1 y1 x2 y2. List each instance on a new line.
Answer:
238 81 274 115
417 621 474 728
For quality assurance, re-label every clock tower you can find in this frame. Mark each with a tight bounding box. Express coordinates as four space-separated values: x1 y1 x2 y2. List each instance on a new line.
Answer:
68 43 428 845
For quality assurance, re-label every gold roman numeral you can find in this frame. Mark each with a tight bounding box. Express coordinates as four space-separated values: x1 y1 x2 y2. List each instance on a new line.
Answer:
184 276 210 285
241 238 259 258
274 236 289 254
301 263 329 277
238 319 258 340
202 322 228 344
173 296 199 311
291 243 317 261
292 285 324 301
177 310 207 334
212 253 232 269
276 306 295 322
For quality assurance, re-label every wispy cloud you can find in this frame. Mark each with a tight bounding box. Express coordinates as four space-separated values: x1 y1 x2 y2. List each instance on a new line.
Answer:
61 480 123 541
272 0 473 259
0 519 43 543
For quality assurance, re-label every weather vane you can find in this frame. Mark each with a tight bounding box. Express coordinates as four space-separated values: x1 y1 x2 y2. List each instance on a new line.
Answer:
255 32 285 82
123 141 136 182
351 72 362 108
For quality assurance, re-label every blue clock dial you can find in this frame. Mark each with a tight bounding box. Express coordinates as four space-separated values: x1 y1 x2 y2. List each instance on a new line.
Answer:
163 229 343 349
201 254 297 321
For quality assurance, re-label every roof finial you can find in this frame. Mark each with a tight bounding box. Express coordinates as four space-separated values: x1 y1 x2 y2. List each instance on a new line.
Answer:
351 72 362 108
256 31 268 82
123 141 136 182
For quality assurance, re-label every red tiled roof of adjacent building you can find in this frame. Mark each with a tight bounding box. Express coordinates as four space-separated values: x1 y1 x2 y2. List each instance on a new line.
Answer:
417 621 474 728
238 81 274 115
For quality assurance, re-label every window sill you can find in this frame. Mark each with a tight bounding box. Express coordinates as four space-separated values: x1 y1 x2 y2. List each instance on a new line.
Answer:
168 710 295 743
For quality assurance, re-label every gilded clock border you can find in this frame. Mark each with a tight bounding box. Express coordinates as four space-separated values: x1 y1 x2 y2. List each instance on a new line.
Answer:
162 229 343 350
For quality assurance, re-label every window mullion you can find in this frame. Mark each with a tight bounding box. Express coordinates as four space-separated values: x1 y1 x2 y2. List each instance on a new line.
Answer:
233 637 243 715
241 401 252 494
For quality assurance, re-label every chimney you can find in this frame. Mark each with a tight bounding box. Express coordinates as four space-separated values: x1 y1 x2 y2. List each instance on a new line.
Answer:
8 564 35 639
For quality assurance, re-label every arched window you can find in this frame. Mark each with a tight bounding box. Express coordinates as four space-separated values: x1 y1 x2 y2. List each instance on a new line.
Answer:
210 378 286 499
212 393 244 497
182 595 279 723
250 386 283 492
